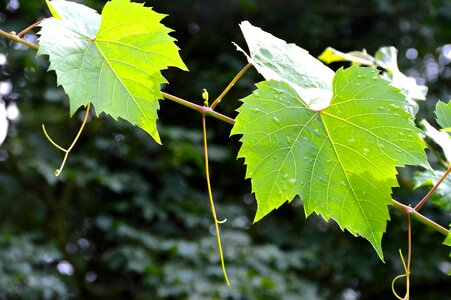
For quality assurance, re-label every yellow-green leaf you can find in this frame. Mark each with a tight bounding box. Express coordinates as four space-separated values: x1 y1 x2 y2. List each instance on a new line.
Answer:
38 0 187 143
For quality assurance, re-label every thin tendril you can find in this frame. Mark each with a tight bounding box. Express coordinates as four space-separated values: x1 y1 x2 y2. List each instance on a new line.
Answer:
42 124 67 152
392 249 410 300
42 103 91 176
202 113 230 286
391 212 412 300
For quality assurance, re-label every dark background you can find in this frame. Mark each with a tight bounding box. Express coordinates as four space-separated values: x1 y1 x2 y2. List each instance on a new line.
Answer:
0 0 450 299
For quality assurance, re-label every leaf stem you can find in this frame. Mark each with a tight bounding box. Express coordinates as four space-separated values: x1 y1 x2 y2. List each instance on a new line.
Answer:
0 29 39 50
17 20 43 38
391 199 448 236
42 103 91 176
202 113 230 286
413 163 451 212
210 63 252 110
162 92 235 125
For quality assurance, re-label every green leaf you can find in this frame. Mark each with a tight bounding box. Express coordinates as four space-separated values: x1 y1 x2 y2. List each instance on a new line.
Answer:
45 0 61 19
445 229 451 275
319 46 428 116
47 0 101 32
436 100 451 132
421 120 451 162
413 171 451 210
232 66 429 260
38 0 187 143
235 21 335 111
375 47 428 102
445 230 451 247
318 47 375 66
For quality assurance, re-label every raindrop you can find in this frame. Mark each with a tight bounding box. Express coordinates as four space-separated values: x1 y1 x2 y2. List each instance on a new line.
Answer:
0 81 12 95
288 178 296 184
6 102 20 121
85 271 97 283
0 53 6 65
377 106 385 111
273 116 280 124
57 261 74 276
348 138 356 143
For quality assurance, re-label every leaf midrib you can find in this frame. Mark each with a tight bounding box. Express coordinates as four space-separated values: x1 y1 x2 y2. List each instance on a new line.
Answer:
93 40 152 130
320 111 378 245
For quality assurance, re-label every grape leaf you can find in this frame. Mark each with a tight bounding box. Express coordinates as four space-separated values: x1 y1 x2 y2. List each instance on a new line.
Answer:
45 0 61 19
38 0 187 143
445 229 451 275
445 230 451 247
235 21 335 111
421 120 451 162
231 66 429 259
413 171 451 210
436 100 451 132
318 47 375 65
319 46 428 117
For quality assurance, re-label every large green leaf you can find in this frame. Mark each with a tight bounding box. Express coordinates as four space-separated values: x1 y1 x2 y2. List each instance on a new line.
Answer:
235 21 335 110
232 66 429 259
38 0 187 143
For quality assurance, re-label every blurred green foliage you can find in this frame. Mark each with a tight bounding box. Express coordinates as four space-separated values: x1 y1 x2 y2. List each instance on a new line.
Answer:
0 0 450 299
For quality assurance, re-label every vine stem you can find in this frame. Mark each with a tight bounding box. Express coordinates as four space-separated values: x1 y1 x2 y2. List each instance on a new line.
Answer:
391 199 448 235
18 20 43 37
1 22 447 265
414 163 451 212
0 29 39 50
162 92 235 125
202 113 230 285
42 103 91 176
210 63 252 110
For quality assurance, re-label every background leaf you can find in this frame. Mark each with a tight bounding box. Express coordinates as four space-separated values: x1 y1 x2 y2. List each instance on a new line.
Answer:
413 171 451 210
232 66 429 259
235 21 335 110
436 100 451 132
318 46 428 116
38 0 187 143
